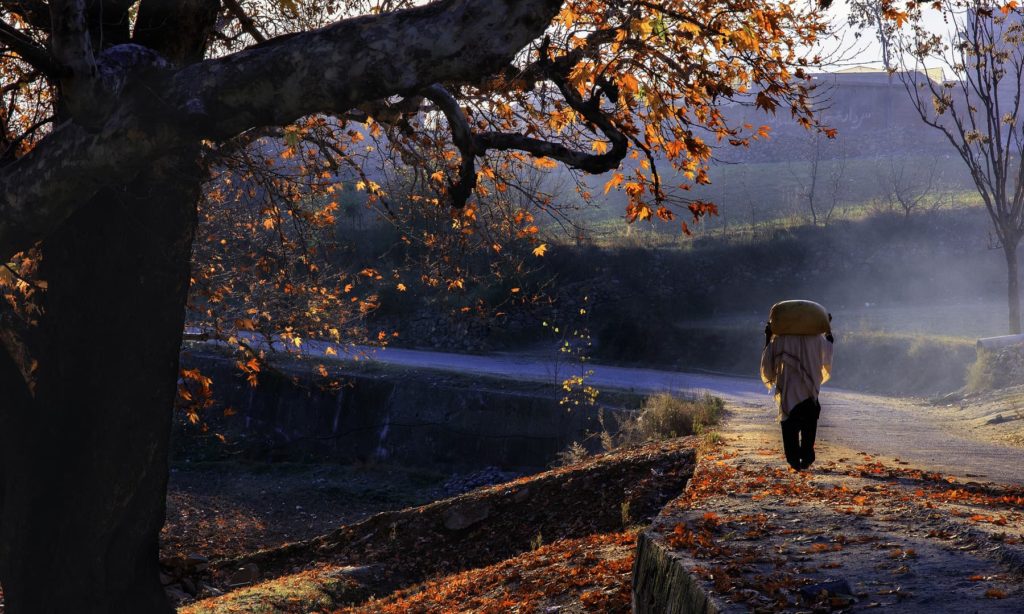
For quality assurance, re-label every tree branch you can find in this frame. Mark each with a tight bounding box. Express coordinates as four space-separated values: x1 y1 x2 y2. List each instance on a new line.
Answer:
133 0 221 65
2 0 51 30
0 0 567 261
421 83 479 207
0 20 66 78
173 0 564 139
422 39 628 209
48 0 103 120
477 63 628 174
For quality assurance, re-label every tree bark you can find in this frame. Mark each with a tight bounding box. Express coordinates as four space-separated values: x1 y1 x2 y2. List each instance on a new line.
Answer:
0 148 201 613
1006 242 1022 335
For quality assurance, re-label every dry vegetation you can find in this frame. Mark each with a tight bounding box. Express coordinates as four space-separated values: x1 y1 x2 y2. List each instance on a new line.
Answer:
557 393 723 466
346 531 636 613
618 393 724 444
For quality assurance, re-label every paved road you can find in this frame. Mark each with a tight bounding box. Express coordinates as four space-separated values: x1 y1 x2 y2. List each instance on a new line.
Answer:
349 345 1024 485
192 333 1024 485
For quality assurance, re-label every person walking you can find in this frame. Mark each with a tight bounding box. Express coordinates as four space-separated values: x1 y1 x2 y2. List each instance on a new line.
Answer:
760 313 834 471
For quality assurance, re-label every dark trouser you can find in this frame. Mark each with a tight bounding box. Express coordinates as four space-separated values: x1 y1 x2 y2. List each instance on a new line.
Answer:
781 397 821 470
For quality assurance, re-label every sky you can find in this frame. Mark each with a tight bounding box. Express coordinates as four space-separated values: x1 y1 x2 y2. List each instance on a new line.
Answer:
821 0 978 74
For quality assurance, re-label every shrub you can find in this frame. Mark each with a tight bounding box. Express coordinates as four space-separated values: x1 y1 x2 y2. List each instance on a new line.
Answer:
555 441 590 467
965 345 1024 393
618 393 724 445
554 393 723 467
966 350 997 393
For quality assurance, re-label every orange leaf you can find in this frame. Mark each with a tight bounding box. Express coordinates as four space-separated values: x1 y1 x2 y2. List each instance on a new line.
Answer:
603 172 624 194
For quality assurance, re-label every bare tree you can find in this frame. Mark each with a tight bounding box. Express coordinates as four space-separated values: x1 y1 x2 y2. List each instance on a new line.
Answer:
880 154 941 219
848 0 898 72
788 130 843 226
897 0 1024 333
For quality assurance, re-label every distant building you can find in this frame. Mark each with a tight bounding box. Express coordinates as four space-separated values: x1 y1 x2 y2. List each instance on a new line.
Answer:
719 66 953 162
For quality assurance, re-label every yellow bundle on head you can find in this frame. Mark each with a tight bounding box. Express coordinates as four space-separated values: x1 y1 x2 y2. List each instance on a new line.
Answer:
768 300 830 335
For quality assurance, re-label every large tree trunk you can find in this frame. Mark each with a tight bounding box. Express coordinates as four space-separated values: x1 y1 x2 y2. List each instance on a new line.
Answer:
1005 242 1021 335
0 148 201 613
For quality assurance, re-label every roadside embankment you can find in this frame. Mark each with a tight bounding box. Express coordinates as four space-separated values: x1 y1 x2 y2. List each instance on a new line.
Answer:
176 346 643 470
179 438 698 612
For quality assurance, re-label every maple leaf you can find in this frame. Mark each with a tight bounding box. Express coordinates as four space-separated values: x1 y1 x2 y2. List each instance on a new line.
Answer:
604 172 625 194
532 243 549 257
620 74 641 96
883 7 910 27
755 92 778 114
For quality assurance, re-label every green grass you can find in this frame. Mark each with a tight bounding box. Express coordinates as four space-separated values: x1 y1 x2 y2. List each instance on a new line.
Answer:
546 154 983 250
564 187 986 250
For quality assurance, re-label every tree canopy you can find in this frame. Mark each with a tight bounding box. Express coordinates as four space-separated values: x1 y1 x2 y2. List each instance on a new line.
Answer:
1 0 829 361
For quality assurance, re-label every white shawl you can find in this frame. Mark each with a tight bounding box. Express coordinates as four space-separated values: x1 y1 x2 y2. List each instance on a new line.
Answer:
760 334 833 421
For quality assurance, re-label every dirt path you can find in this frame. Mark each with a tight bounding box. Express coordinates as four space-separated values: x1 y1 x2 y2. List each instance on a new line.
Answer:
725 390 1024 485
636 425 1024 612
343 345 1024 485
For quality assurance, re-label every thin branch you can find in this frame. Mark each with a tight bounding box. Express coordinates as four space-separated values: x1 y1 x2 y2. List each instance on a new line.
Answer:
3 0 51 30
221 0 268 43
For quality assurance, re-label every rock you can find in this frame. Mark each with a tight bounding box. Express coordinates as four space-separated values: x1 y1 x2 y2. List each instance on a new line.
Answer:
324 565 378 584
798 578 855 601
181 577 197 596
185 552 209 572
159 555 186 571
442 500 492 531
226 562 260 587
442 466 521 497
197 582 223 599
164 585 191 604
